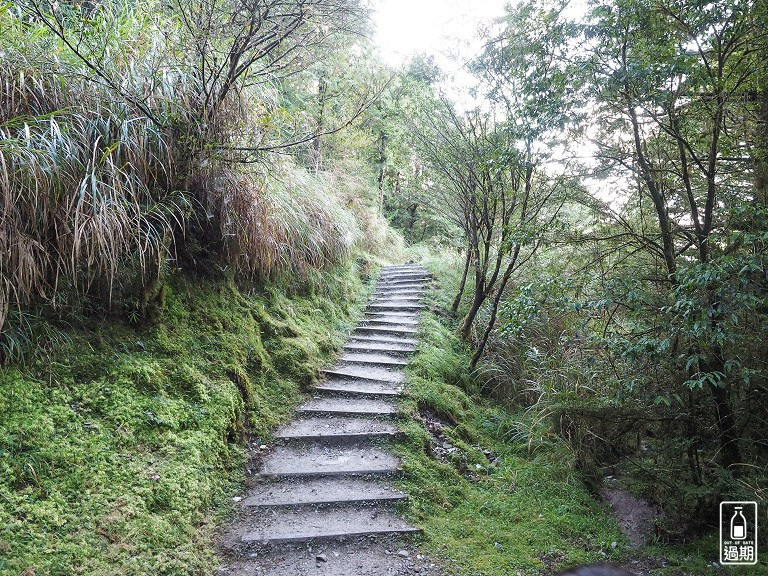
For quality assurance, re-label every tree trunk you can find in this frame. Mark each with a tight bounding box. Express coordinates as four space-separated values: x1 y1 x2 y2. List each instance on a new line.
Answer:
469 245 520 368
451 248 471 315
627 102 676 277
755 80 768 205
376 130 387 214
459 274 485 340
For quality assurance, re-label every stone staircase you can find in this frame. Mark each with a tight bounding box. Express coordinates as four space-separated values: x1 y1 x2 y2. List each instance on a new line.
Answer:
218 265 438 576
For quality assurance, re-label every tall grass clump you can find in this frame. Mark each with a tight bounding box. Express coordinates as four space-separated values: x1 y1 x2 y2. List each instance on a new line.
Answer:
0 1 191 341
189 160 361 278
0 0 397 352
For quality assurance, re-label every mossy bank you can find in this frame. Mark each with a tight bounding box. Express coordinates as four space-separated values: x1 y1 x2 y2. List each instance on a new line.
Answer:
0 263 372 576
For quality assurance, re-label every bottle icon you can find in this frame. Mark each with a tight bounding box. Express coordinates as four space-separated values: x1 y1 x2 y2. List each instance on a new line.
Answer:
731 506 747 540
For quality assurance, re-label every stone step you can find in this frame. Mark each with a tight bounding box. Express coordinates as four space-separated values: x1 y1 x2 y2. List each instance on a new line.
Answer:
371 290 426 299
363 312 419 327
364 314 420 325
370 297 423 305
377 279 430 287
275 416 399 441
348 334 419 346
376 274 426 281
376 281 430 289
358 319 419 331
374 280 426 287
379 268 432 278
380 265 427 272
219 539 430 576
258 444 401 478
372 283 427 292
379 267 427 275
299 397 397 416
324 365 405 383
338 352 409 367
239 506 420 545
355 325 419 337
343 341 417 355
364 316 421 325
368 303 425 312
241 477 407 508
315 378 403 396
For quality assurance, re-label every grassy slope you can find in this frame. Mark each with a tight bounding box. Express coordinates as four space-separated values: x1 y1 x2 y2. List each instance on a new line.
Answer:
0 263 370 576
396 313 625 574
395 248 767 575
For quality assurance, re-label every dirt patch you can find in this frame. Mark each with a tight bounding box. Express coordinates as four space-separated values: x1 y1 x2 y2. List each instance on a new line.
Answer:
602 485 658 549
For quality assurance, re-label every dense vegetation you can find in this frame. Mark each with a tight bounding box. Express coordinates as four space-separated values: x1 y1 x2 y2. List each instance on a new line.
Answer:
1 0 767 573
377 0 768 558
0 0 399 572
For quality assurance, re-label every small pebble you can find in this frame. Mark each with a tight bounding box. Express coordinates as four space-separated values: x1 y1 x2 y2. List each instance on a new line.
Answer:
611 541 618 549
398 550 410 558
316 554 327 562
249 553 258 559
232 496 242 502
259 444 268 450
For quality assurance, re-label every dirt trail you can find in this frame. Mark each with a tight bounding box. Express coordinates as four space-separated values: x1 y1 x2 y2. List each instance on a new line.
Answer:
215 266 440 576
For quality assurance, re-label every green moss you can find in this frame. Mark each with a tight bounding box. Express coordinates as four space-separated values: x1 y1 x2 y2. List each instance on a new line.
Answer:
0 261 368 576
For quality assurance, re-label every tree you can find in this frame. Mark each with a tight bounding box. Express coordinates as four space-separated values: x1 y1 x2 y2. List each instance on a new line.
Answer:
584 0 766 470
408 94 564 366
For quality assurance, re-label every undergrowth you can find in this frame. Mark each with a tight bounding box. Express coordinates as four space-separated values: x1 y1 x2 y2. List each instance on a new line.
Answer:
397 248 767 575
0 262 371 575
396 312 625 575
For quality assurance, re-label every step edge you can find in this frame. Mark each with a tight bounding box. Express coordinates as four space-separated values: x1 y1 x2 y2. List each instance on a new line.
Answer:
241 526 422 544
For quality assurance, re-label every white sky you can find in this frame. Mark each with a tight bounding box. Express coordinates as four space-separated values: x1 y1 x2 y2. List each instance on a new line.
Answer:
371 0 508 70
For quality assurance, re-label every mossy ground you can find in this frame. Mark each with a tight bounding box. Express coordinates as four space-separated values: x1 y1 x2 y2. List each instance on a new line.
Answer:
0 262 371 576
395 246 767 575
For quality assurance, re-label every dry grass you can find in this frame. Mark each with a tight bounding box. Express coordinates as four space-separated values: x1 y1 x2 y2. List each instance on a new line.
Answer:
190 160 361 278
0 5 186 335
0 0 398 342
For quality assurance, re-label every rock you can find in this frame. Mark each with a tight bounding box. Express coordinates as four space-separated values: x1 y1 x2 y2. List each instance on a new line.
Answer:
248 553 258 559
397 550 410 558
316 554 328 562
611 541 618 549
416 554 424 560
259 444 268 450
232 496 242 502
494 542 503 550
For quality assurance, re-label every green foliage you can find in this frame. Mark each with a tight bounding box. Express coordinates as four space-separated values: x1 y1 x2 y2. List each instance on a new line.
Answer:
0 264 368 575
